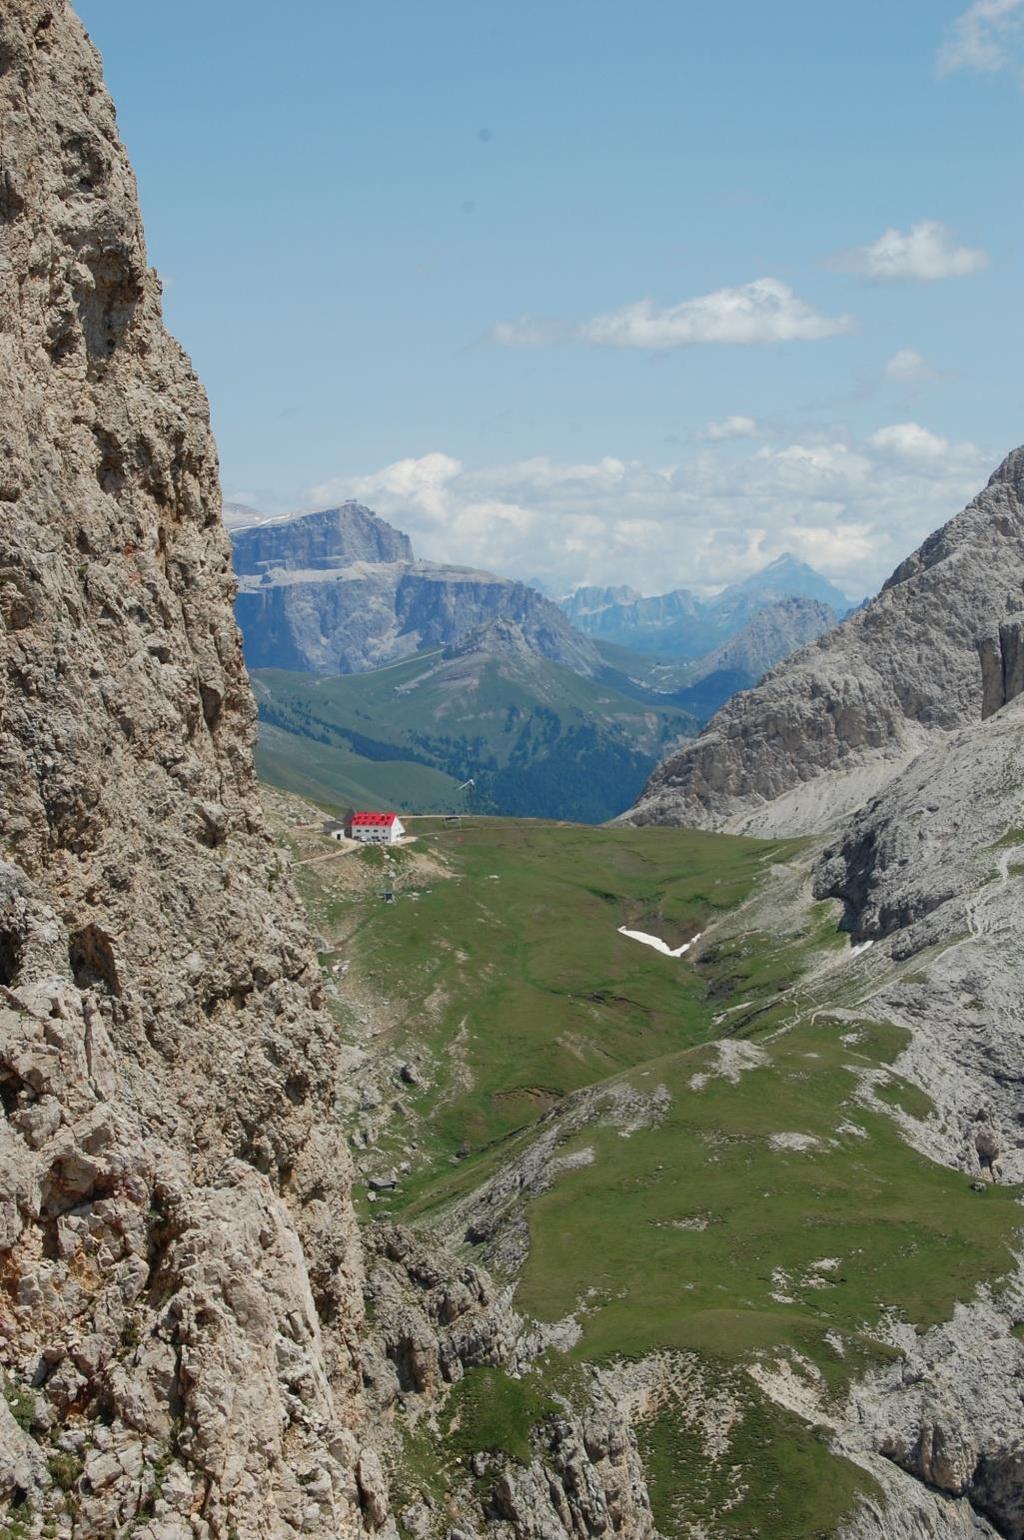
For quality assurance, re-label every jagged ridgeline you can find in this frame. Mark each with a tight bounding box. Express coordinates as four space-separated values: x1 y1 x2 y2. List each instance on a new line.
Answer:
621 449 1024 835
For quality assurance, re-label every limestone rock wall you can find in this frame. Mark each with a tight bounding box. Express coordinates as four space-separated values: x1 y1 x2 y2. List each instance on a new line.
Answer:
233 548 603 678
0 5 375 1534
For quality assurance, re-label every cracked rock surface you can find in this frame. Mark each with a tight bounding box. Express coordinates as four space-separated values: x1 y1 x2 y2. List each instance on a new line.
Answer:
0 4 376 1534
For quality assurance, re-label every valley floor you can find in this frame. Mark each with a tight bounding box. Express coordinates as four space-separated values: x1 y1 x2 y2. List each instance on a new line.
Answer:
265 788 1023 1540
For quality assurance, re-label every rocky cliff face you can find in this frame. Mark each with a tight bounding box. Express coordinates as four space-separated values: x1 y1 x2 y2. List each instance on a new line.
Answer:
622 450 1024 834
0 6 376 1535
231 511 601 677
806 697 1024 1538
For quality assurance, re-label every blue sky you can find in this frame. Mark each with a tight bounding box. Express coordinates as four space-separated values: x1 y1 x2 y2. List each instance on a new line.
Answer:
78 1 1023 596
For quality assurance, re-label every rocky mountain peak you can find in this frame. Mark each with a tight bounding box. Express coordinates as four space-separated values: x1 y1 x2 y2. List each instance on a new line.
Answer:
987 442 1024 490
688 595 838 685
621 447 1024 834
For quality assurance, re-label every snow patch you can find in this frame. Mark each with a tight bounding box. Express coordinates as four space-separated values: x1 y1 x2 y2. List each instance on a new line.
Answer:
618 926 702 959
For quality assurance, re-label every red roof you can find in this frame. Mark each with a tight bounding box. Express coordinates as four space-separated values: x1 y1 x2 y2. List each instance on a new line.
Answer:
350 811 398 827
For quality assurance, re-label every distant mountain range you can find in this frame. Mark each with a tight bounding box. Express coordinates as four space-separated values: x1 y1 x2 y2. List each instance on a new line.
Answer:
229 503 849 820
560 553 852 657
229 503 848 682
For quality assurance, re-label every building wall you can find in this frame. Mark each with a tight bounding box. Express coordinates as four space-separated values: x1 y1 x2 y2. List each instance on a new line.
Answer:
348 819 404 844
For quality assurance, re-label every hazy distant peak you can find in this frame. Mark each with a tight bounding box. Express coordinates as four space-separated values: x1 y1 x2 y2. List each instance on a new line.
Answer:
715 553 851 613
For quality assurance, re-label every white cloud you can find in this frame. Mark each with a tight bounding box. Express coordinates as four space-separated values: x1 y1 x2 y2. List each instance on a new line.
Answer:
312 452 463 526
884 348 939 382
869 422 978 465
834 221 989 281
579 279 855 348
701 415 759 441
938 0 1024 77
306 428 990 599
491 278 855 351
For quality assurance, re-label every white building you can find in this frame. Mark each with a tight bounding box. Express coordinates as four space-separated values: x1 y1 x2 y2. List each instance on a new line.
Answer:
344 811 405 845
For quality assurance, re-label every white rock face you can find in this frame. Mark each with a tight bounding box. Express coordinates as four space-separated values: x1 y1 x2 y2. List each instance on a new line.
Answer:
621 450 1024 834
0 5 374 1534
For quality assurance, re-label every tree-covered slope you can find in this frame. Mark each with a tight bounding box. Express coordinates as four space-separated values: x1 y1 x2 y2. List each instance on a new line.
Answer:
252 646 696 823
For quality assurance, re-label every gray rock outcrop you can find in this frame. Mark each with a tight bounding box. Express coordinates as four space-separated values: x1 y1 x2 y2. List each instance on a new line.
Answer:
439 614 601 676
807 697 1024 1537
622 449 1024 833
0 5 375 1534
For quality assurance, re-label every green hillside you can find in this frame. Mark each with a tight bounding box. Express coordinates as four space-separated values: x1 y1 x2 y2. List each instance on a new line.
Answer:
255 721 472 814
268 802 1022 1538
252 648 696 822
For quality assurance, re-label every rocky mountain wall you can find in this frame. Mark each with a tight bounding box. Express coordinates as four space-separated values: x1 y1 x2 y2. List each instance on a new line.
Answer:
804 698 1024 1537
0 6 377 1534
233 535 603 677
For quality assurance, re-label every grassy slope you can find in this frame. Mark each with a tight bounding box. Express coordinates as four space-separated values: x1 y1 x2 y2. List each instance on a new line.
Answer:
277 805 1022 1537
255 721 471 813
298 817 784 1169
252 651 695 823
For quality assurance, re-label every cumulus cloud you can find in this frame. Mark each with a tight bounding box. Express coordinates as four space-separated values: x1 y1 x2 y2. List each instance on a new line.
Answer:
833 221 989 281
491 278 855 351
700 415 759 441
578 279 855 348
938 0 1024 77
884 348 939 382
312 452 463 527
869 421 978 465
306 428 989 599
